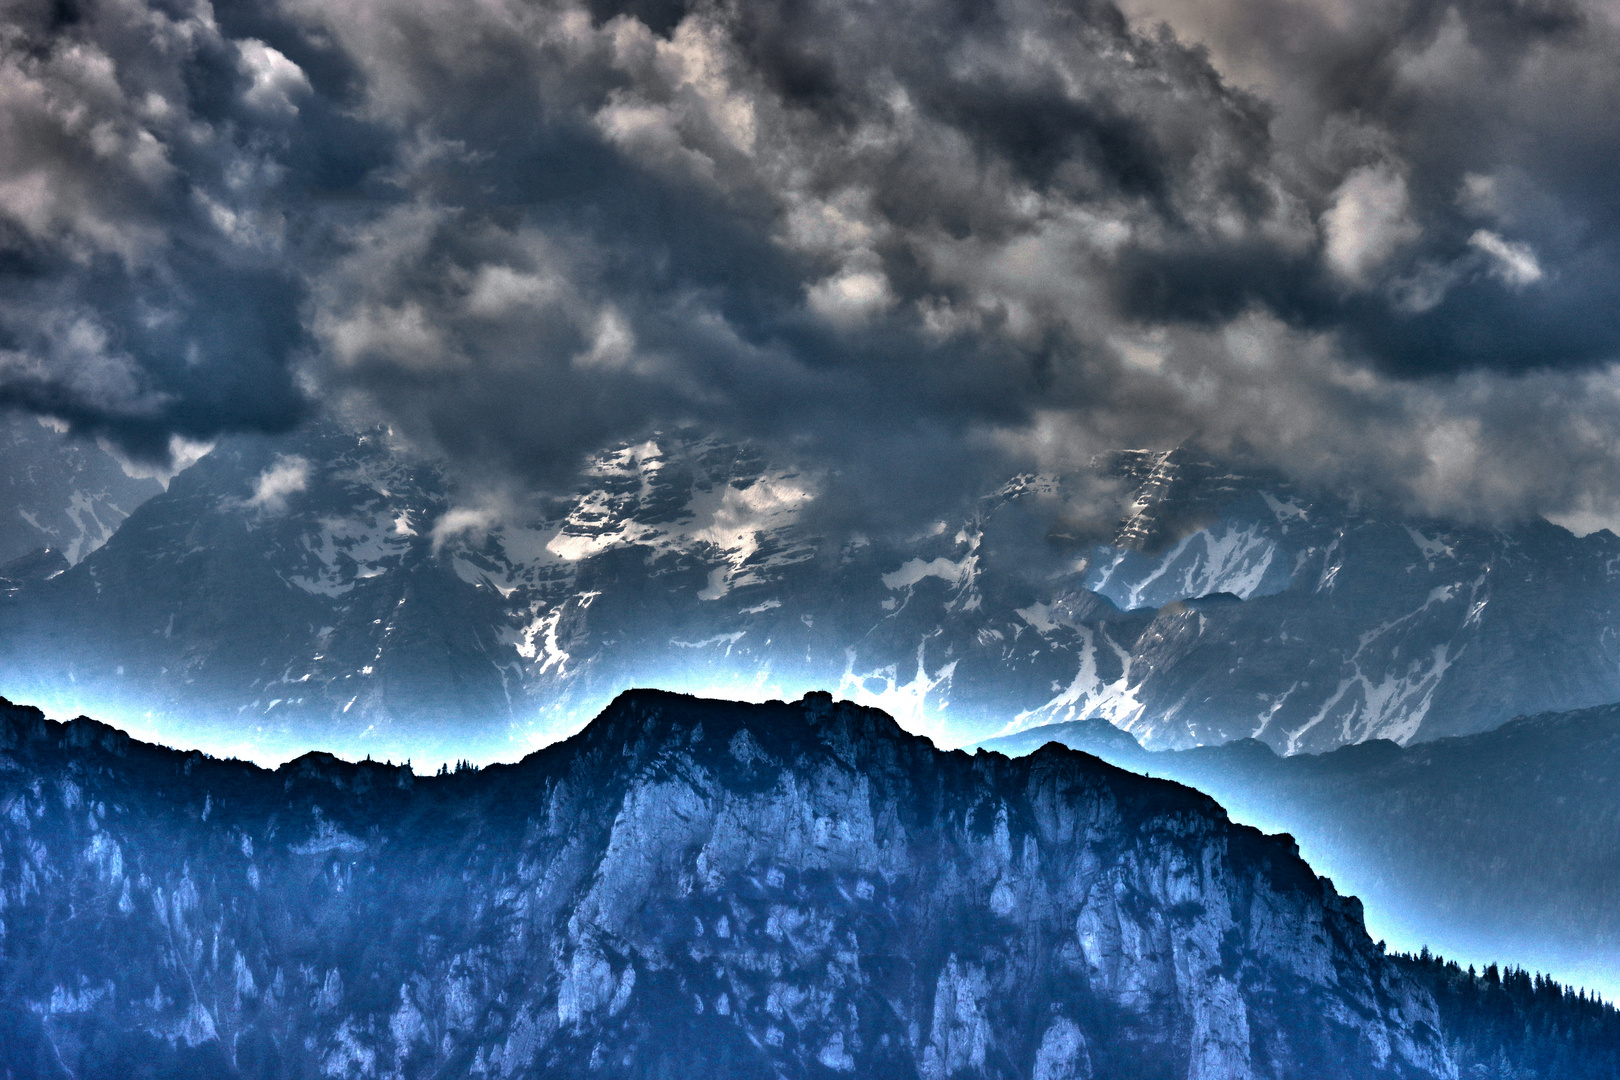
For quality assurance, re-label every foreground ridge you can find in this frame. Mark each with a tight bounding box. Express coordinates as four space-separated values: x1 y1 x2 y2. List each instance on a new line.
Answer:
0 690 1451 1078
973 706 1620 998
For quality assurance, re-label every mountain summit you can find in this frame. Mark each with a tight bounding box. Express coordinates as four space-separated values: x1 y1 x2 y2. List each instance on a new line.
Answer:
0 690 1452 1079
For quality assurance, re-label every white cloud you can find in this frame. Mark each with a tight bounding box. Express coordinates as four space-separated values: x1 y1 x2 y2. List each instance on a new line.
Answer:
431 505 503 553
573 306 637 370
238 40 311 115
1322 165 1421 285
247 455 310 514
103 435 215 489
4 0 1619 536
807 269 896 326
1468 230 1543 288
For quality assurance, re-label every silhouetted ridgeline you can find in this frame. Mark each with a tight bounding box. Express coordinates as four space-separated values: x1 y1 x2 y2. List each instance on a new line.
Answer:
973 705 1620 994
0 690 1607 1078
1394 950 1620 1080
0 691 1447 1079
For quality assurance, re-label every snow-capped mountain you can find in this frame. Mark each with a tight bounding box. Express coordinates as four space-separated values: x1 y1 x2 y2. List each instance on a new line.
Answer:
0 691 1457 1079
0 414 165 567
0 424 1102 761
5 426 1620 761
1042 449 1620 754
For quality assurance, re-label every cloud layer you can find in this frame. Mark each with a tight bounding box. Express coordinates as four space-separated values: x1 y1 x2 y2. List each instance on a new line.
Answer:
4 0 1620 528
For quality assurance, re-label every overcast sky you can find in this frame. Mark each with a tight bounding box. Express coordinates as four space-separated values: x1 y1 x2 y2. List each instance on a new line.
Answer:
3 0 1619 532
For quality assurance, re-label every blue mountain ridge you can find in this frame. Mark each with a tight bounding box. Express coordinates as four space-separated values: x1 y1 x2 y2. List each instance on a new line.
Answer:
0 689 1456 1079
971 703 1620 1000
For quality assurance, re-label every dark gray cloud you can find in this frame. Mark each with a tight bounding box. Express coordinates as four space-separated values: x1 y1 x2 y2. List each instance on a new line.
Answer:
3 0 1619 528
0 0 322 458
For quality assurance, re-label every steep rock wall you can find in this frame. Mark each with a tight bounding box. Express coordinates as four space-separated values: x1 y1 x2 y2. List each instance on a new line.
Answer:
0 692 1453 1079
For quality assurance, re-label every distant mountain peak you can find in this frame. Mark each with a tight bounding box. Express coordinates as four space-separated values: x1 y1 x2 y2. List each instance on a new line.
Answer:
9 423 1620 761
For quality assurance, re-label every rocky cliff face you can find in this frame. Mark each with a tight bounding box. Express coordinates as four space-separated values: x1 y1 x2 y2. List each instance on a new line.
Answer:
0 691 1452 1079
974 705 1620 1002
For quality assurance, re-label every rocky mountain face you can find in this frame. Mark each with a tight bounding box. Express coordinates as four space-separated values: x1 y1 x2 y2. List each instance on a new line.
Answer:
0 691 1455 1080
0 423 1116 762
5 424 1620 761
1016 448 1620 754
0 415 164 568
0 548 69 603
0 428 518 763
971 704 1620 1000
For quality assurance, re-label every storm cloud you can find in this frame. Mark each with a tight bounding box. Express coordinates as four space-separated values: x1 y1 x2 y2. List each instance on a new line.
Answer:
3 0 1619 527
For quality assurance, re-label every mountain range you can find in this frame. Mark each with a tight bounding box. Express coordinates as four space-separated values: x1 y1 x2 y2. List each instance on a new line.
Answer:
5 421 1620 765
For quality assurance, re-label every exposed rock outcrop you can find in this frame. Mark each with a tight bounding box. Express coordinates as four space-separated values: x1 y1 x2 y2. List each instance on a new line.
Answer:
0 691 1453 1078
